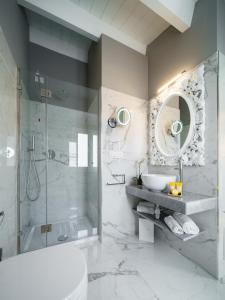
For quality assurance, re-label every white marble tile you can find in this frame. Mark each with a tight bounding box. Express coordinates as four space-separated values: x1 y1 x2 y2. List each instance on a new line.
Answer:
101 87 148 236
80 231 225 300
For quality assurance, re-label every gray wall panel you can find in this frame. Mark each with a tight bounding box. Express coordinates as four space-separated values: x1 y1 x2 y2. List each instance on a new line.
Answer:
0 0 28 68
88 40 102 90
217 0 225 55
29 43 88 86
147 0 217 98
101 35 148 100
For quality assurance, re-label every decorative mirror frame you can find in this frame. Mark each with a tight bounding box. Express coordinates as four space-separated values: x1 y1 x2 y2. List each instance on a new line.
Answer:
155 92 195 158
150 64 205 166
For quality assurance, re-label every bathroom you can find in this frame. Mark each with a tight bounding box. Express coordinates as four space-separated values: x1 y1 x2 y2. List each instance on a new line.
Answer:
0 0 225 299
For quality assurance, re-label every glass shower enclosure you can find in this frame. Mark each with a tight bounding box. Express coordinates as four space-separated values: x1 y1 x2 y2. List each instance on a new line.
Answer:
18 70 99 253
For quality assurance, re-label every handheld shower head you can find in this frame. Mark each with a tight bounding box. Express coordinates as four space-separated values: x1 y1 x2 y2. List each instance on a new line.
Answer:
32 135 35 151
28 136 35 152
26 135 41 201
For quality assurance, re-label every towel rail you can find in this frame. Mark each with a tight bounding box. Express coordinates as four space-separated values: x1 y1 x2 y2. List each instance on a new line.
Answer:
107 174 126 185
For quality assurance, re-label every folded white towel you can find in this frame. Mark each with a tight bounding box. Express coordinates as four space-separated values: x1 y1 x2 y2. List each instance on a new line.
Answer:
138 201 155 208
137 205 155 214
173 213 200 235
164 215 184 235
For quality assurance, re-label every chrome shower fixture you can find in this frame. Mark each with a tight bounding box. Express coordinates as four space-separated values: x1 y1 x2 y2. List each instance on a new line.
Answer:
48 149 56 160
28 135 35 152
34 71 45 84
26 135 41 201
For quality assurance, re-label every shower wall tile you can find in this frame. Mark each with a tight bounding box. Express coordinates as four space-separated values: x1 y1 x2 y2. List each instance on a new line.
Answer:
28 101 46 226
29 101 89 225
148 53 219 278
101 87 148 236
0 29 18 259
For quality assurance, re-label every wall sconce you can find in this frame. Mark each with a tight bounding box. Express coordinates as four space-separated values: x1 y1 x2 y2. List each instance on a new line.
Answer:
157 71 186 94
108 107 131 128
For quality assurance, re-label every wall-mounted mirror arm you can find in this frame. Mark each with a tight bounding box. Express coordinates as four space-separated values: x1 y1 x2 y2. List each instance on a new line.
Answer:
108 117 117 128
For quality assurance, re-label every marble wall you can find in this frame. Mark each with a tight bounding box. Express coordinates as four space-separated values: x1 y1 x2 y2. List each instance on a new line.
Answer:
149 53 219 278
0 28 18 259
101 86 148 236
218 51 225 281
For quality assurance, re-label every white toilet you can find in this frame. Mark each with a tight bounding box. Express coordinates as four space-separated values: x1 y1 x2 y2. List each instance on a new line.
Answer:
0 243 87 300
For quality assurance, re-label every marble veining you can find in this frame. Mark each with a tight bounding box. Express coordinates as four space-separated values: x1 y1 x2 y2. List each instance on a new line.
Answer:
101 86 148 236
80 229 225 300
88 259 138 283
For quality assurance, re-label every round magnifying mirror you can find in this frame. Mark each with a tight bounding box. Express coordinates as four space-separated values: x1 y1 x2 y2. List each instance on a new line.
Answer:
170 120 183 136
116 107 131 126
155 94 193 157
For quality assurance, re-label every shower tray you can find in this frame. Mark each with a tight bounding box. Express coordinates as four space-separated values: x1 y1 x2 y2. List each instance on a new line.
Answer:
22 216 98 252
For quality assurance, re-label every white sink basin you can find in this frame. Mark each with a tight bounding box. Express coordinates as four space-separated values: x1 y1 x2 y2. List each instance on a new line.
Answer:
142 174 176 192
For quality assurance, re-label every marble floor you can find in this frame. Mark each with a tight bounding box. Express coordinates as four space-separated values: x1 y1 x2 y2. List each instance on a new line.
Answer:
80 225 225 300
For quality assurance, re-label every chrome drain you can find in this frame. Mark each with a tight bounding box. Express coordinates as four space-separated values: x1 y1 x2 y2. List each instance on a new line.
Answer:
57 234 69 242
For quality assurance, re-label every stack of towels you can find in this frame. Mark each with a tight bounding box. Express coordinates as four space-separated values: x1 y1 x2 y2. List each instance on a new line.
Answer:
137 201 155 214
164 213 200 235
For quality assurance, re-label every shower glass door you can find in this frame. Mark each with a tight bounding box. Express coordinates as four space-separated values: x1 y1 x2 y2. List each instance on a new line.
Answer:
45 77 99 247
19 70 48 252
19 71 99 253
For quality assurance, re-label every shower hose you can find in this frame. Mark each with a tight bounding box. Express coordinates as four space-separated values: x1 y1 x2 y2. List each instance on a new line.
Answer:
26 149 41 201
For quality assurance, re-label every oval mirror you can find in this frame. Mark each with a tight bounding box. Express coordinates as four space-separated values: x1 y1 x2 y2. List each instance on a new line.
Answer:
116 107 131 126
155 94 193 157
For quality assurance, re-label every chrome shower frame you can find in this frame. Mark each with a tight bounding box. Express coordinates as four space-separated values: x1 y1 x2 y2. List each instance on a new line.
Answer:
16 67 22 253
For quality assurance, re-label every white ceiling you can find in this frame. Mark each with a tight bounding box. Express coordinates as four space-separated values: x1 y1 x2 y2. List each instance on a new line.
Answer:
69 0 169 46
18 0 197 56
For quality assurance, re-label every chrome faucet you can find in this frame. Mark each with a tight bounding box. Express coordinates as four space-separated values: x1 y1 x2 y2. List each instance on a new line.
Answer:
175 158 183 182
178 158 183 182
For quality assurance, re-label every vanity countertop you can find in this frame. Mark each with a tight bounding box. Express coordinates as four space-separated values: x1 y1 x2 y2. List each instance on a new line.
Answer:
126 185 216 215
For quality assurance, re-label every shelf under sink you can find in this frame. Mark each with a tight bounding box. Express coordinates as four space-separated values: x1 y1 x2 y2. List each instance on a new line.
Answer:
133 208 204 242
127 185 216 215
